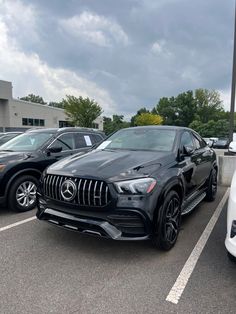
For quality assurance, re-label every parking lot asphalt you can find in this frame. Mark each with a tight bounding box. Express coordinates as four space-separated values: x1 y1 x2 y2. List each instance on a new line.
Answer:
0 186 234 314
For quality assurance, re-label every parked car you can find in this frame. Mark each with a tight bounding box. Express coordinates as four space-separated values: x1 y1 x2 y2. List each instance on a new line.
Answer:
0 127 105 212
37 126 217 250
228 141 236 154
213 138 230 149
203 138 214 148
225 170 236 262
0 132 23 146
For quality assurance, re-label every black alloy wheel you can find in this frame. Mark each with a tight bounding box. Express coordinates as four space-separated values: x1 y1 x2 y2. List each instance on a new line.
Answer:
152 190 181 251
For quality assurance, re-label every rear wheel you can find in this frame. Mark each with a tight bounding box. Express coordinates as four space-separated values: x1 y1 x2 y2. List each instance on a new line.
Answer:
205 168 217 202
152 191 181 251
8 175 38 212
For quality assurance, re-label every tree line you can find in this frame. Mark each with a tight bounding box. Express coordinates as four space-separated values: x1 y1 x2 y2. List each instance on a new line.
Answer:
20 89 236 137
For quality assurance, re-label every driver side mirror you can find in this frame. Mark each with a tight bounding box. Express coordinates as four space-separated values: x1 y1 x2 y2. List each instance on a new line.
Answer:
46 146 62 155
183 145 195 156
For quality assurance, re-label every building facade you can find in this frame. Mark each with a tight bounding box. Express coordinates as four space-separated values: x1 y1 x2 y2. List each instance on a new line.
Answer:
0 80 103 132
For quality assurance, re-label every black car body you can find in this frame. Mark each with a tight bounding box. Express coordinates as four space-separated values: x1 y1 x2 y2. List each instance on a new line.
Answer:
0 132 23 145
0 127 105 212
37 126 217 250
213 139 230 149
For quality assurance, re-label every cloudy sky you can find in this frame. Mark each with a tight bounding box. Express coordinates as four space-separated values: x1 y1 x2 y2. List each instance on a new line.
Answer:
0 0 234 117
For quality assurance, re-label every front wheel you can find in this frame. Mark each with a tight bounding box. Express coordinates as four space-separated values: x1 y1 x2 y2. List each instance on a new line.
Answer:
8 175 38 212
152 191 181 251
205 168 217 202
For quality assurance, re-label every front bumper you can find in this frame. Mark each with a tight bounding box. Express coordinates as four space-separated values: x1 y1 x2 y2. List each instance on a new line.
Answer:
36 188 156 240
37 207 149 240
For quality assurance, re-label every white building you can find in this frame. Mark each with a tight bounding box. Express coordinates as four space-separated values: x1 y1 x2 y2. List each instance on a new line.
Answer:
0 80 103 132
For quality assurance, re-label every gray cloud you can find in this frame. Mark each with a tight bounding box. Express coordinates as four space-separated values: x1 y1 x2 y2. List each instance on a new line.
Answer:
3 0 235 115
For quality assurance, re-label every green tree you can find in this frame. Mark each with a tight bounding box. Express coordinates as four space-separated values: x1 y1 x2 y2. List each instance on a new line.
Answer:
189 119 230 138
48 101 65 109
63 96 102 128
134 113 163 126
194 89 224 123
154 89 225 127
103 115 130 135
154 97 177 125
20 94 46 104
174 91 196 126
154 91 196 127
130 107 150 126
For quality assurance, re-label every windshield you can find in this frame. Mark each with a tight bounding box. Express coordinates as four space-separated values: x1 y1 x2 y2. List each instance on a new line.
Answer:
0 132 54 152
97 128 176 152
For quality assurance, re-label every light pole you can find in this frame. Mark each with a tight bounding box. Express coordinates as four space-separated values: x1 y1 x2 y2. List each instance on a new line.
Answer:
229 0 236 142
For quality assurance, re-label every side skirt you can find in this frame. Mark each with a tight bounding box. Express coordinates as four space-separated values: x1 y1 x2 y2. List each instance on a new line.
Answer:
181 191 206 216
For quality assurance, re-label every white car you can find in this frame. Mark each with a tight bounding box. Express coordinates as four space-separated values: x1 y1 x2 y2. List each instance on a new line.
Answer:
225 170 236 261
228 141 236 154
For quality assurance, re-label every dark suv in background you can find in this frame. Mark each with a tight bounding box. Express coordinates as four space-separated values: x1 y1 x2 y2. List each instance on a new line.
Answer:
37 126 217 250
0 127 105 212
0 132 23 145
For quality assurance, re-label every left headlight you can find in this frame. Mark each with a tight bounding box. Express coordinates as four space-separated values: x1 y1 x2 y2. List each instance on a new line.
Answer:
114 178 157 195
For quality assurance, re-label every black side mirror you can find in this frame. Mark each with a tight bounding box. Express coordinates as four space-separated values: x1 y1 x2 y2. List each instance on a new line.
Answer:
46 146 62 155
183 145 195 156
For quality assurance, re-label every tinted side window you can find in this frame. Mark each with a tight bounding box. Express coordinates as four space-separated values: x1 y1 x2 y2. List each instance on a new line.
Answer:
199 138 207 148
50 133 75 151
193 133 206 149
74 133 93 148
180 131 194 149
192 135 201 149
91 134 104 144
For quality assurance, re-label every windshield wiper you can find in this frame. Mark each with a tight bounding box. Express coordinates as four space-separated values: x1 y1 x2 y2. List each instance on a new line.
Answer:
0 149 14 152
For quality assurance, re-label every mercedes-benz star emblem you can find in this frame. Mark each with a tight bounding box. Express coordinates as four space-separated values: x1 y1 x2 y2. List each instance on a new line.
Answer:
60 180 76 201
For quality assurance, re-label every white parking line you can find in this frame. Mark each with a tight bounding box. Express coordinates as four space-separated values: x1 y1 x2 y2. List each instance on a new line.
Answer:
166 188 230 305
0 216 36 233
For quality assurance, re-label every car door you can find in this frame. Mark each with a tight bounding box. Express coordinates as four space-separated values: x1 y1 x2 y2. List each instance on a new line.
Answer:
179 130 212 197
42 132 76 168
179 131 201 196
191 132 213 186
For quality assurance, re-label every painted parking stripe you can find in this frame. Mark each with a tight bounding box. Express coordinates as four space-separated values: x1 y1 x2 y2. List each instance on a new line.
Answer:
0 216 36 233
166 188 230 305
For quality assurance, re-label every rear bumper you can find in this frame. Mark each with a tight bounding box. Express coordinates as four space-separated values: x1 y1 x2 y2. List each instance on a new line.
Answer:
37 207 149 240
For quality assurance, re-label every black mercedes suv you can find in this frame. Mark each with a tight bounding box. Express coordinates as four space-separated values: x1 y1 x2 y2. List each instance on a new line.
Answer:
0 127 105 212
36 126 217 250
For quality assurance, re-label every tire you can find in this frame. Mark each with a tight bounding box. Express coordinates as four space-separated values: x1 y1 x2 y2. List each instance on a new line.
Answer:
205 168 217 202
8 175 38 212
152 190 181 251
227 251 236 263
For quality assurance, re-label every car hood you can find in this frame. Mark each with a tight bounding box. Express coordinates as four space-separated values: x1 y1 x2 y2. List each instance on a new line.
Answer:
47 149 175 181
0 151 34 163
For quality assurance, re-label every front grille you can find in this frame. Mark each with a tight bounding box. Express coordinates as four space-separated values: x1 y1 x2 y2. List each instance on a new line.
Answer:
43 175 110 207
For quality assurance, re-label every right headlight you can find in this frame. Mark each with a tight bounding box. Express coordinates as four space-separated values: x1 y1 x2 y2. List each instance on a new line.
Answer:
114 178 157 195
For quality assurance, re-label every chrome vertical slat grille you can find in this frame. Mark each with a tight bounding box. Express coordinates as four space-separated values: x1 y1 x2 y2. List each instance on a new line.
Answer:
43 175 110 207
77 178 82 204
